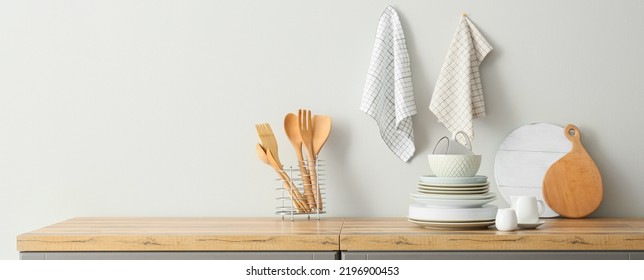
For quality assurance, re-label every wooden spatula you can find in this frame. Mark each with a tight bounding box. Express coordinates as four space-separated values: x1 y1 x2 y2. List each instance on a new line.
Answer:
542 124 603 218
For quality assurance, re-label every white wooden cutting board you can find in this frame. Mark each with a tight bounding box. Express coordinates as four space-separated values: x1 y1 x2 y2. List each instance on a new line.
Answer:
494 123 571 217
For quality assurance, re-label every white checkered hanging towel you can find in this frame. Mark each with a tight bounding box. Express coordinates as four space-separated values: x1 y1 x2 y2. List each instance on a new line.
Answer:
429 15 492 145
360 6 417 163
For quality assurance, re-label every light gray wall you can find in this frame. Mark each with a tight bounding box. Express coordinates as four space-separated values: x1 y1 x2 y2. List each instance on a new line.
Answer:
1 0 643 259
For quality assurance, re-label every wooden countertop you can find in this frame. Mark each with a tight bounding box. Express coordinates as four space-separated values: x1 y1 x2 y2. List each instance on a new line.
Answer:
17 217 644 252
340 218 644 251
17 217 343 252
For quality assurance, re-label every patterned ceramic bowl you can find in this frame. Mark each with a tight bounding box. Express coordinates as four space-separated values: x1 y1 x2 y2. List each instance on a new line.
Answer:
427 154 481 177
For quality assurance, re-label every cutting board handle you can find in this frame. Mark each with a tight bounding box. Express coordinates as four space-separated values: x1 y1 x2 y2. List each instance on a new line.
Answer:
566 124 581 143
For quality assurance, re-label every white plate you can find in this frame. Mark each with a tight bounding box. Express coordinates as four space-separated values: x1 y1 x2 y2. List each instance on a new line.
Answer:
418 181 490 188
418 185 489 191
410 196 497 208
420 175 488 185
410 192 496 200
495 123 568 218
417 189 489 195
517 220 546 229
408 219 495 230
408 204 498 221
409 217 495 223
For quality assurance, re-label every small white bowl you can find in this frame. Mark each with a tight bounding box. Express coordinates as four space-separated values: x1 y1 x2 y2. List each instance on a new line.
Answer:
427 154 481 177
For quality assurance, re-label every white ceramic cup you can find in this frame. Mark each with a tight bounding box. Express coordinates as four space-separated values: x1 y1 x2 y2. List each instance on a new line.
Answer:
495 208 518 231
511 196 545 224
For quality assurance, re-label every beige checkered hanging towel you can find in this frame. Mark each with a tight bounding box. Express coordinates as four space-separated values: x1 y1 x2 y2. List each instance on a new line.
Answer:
429 15 492 144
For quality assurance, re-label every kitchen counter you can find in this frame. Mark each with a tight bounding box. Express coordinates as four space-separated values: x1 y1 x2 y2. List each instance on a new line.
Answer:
17 217 644 260
340 217 644 251
17 217 344 260
17 217 343 251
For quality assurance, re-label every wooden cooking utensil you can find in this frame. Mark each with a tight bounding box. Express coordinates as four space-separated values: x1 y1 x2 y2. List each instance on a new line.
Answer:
255 144 303 211
542 124 603 218
255 144 301 212
255 124 282 166
255 124 309 212
257 143 309 212
255 143 270 165
312 115 332 158
265 149 309 212
284 113 315 209
298 109 321 211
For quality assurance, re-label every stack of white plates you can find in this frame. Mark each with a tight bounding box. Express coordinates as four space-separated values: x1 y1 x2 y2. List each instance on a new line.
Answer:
408 175 497 230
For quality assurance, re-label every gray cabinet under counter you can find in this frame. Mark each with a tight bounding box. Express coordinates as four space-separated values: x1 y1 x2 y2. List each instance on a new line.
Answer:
341 251 638 260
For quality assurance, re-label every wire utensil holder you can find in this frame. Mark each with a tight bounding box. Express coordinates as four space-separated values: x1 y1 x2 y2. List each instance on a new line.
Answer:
275 159 326 220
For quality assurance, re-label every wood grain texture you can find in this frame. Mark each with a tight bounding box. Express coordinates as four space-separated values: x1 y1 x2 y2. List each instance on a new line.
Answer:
340 218 644 251
18 217 644 252
17 217 342 252
543 124 603 218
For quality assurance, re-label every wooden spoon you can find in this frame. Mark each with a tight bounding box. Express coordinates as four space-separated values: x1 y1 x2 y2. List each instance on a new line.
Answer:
312 115 332 158
542 124 603 218
284 113 315 208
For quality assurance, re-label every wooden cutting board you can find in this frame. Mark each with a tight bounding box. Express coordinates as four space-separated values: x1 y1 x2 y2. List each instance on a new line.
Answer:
494 123 571 217
542 124 603 218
